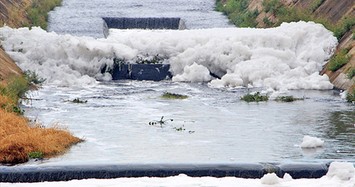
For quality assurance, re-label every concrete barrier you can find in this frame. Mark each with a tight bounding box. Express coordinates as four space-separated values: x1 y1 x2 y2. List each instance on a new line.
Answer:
110 62 172 81
103 17 186 37
0 163 334 183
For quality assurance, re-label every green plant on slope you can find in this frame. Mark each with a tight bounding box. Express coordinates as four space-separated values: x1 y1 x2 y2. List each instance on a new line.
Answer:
24 70 46 85
346 88 355 103
216 0 258 27
26 0 62 29
328 48 351 72
347 68 355 79
309 0 325 13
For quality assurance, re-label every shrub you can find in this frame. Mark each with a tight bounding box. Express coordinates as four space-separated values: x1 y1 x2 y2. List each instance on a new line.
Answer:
241 92 269 102
328 48 351 72
24 70 46 85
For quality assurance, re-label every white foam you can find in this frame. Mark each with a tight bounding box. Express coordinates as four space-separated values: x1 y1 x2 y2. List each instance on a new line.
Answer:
0 21 337 89
300 135 324 148
260 173 280 185
327 162 355 181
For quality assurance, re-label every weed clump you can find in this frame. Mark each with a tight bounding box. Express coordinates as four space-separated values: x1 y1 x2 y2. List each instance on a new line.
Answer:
241 92 269 102
347 68 355 79
28 151 44 159
215 0 258 27
346 88 355 103
26 0 62 29
328 48 351 72
71 98 87 104
275 96 304 102
161 92 188 99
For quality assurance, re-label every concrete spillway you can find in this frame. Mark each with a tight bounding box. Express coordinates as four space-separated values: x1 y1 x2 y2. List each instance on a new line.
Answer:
102 17 185 80
103 17 186 37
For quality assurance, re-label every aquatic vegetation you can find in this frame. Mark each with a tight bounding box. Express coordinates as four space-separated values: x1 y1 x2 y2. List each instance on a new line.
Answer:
161 92 188 99
149 116 173 127
275 96 304 102
241 92 269 102
71 98 88 104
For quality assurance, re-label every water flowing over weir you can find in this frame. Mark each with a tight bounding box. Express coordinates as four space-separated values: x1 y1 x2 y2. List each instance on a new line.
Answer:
0 0 354 181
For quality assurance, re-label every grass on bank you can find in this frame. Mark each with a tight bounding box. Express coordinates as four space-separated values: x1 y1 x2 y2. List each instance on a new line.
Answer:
346 87 355 103
25 0 62 29
215 0 258 27
0 75 82 164
217 0 355 40
327 48 351 72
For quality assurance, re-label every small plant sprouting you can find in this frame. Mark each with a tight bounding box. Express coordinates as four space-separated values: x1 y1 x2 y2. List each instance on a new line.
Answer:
161 92 188 99
148 116 173 127
28 151 43 159
71 98 87 104
241 92 269 102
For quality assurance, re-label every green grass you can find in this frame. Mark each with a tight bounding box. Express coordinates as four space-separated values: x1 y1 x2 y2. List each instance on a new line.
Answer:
28 151 44 159
0 76 29 103
346 88 355 103
327 48 351 72
217 0 354 40
241 92 269 102
26 0 62 29
216 0 259 27
309 0 325 12
161 92 188 99
347 68 355 79
24 70 46 85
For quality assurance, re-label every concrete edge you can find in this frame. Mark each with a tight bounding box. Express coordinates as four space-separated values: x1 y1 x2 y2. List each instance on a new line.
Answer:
0 163 338 183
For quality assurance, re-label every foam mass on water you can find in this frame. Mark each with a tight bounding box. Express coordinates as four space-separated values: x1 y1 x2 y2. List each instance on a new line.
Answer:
0 21 337 90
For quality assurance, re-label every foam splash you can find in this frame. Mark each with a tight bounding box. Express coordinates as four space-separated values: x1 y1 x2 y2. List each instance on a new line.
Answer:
0 21 337 89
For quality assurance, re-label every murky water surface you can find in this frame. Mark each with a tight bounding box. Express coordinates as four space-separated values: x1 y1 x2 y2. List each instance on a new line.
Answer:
23 82 354 165
18 0 354 165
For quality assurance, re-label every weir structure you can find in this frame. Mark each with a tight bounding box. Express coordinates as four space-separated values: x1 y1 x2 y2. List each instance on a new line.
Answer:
0 163 332 182
102 17 185 81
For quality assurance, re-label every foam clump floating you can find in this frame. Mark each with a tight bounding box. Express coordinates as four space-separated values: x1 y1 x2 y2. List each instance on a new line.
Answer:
300 135 324 148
